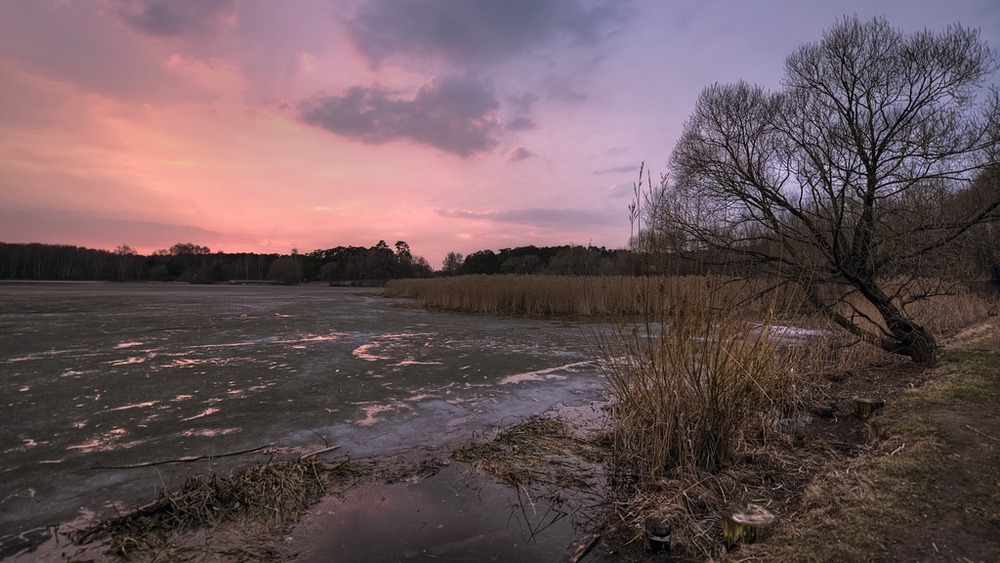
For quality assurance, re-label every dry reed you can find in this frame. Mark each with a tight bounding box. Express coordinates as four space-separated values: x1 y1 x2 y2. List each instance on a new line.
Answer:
385 274 780 318
453 416 605 490
386 275 644 317
598 276 810 481
72 458 325 558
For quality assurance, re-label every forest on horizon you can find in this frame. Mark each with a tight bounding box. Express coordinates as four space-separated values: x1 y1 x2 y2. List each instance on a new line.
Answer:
0 240 633 285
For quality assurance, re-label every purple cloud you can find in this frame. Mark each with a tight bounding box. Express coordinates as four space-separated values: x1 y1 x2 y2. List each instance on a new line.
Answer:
297 75 502 157
507 147 537 163
117 0 237 39
344 0 633 66
593 164 640 175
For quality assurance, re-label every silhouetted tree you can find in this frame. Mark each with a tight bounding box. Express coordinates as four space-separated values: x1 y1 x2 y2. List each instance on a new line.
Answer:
461 249 501 274
442 252 464 276
656 16 1000 362
113 244 141 281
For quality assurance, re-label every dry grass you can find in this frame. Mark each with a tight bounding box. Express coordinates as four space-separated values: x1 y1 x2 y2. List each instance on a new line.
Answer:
453 416 605 490
599 276 811 480
71 458 328 560
823 278 996 341
737 326 1000 561
386 275 643 316
591 276 825 559
386 274 771 318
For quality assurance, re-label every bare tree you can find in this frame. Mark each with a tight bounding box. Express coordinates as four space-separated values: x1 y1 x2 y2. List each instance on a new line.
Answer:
658 17 1000 362
113 244 139 281
442 252 464 276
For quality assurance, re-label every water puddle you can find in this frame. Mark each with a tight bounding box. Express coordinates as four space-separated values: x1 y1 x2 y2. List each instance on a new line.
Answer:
292 463 577 562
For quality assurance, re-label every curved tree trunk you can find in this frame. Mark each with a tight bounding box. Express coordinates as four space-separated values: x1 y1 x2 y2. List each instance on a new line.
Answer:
881 310 938 364
806 281 939 364
861 281 939 364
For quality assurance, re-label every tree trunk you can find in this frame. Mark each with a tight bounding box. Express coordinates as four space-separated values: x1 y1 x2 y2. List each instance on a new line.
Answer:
879 305 938 364
805 281 939 364
856 279 939 363
891 323 938 363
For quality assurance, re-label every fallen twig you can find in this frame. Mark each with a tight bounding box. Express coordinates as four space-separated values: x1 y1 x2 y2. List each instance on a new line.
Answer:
965 424 1000 443
90 444 274 469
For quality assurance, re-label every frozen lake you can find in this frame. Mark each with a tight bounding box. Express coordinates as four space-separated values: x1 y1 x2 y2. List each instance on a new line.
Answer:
0 283 608 553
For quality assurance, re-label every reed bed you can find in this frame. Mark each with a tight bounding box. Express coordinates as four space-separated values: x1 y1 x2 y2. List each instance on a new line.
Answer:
385 275 637 316
385 274 781 318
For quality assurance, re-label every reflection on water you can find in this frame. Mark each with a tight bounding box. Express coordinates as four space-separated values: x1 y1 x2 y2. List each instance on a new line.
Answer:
293 463 576 563
0 284 608 555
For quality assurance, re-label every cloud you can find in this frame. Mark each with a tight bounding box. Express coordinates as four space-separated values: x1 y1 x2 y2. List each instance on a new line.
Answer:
436 207 619 229
0 208 230 253
606 182 635 198
344 0 633 66
118 0 237 39
503 92 538 131
0 2 214 103
297 75 502 157
507 147 536 163
505 116 536 131
593 164 640 175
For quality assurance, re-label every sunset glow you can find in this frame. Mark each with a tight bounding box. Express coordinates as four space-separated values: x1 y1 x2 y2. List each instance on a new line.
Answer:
2 0 998 265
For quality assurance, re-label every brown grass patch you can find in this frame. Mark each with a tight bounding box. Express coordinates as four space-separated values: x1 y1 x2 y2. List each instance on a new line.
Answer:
736 323 1000 562
453 416 605 490
71 458 327 559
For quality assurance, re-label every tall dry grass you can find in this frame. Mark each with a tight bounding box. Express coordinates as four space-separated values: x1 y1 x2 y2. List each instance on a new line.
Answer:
598 276 812 481
823 278 996 355
385 275 640 316
385 274 780 318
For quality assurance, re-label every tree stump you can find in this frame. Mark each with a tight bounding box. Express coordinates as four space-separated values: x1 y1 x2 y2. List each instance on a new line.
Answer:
851 397 886 418
723 503 775 547
644 516 671 553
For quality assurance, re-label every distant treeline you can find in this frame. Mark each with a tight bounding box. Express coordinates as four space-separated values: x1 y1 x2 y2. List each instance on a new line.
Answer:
454 245 635 276
0 241 651 284
0 241 432 285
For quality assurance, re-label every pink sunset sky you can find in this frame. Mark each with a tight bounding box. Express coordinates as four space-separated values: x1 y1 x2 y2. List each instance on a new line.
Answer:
2 0 999 266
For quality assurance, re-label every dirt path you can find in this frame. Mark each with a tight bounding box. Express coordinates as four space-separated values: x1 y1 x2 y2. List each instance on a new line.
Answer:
894 405 1000 560
741 330 1000 562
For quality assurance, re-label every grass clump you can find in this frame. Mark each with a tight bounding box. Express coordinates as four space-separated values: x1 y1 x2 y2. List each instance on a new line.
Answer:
599 276 809 479
72 458 326 559
453 416 605 491
596 276 823 558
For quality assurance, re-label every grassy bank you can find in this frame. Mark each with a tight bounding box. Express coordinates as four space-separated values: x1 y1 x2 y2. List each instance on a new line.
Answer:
739 324 1000 561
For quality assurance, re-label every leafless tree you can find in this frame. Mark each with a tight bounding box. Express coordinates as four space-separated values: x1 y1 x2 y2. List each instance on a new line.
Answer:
442 252 464 276
656 17 1000 362
113 244 140 281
